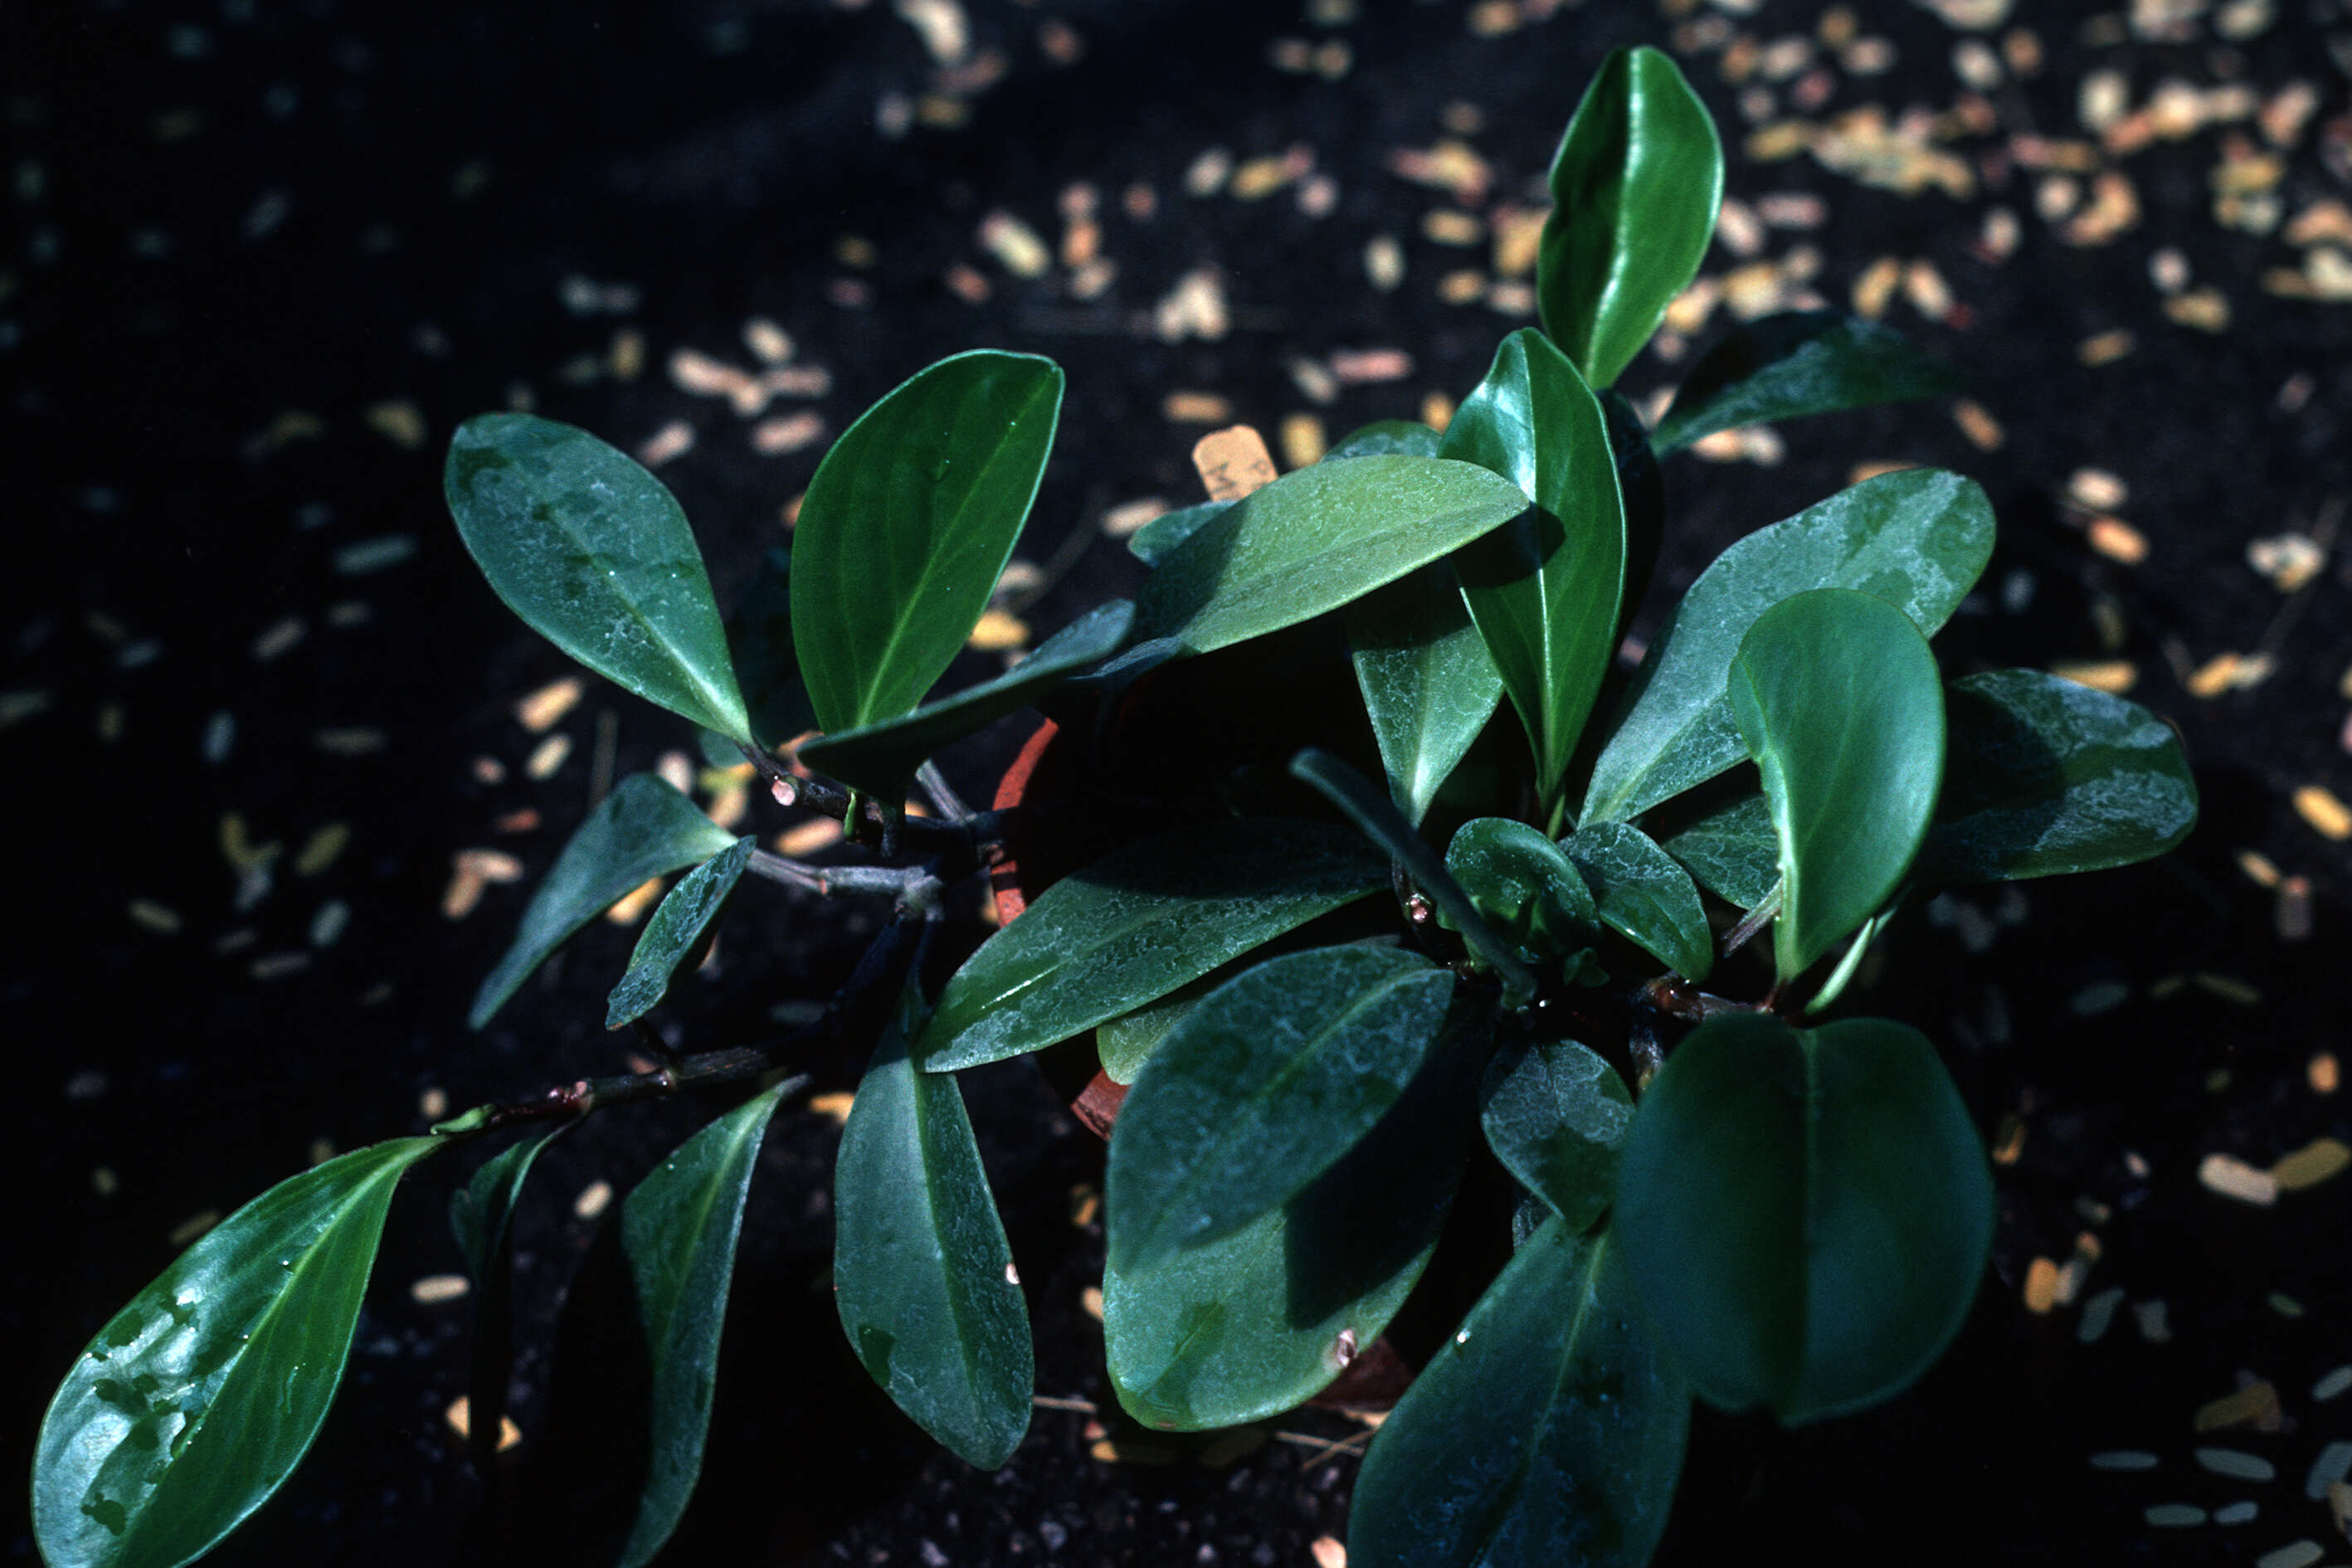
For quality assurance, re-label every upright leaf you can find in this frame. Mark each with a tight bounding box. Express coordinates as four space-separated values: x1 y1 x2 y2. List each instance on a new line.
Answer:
1444 817 1601 969
469 774 738 1030
790 351 1064 729
727 547 818 750
1652 312 1963 455
1324 421 1443 460
835 983 1033 1468
1132 456 1530 655
1538 46 1724 388
1107 947 1455 1272
1442 330 1628 816
1561 821 1714 981
1348 1223 1687 1568
1127 501 1234 567
1344 565 1504 825
1921 668 2198 884
449 1127 563 1476
35 1138 441 1568
797 601 1132 802
916 820 1385 1072
1599 387 1664 640
1654 789 1777 911
1479 1036 1633 1234
606 836 756 1029
616 1078 795 1568
446 415 752 742
1614 1014 1993 1425
1727 589 1945 981
1580 468 1991 824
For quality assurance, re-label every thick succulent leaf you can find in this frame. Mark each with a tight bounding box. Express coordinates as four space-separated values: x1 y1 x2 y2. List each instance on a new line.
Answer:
1348 1222 1687 1568
1479 1036 1633 1234
1580 468 1991 825
616 1078 795 1568
1652 311 1963 455
1444 816 1601 969
1442 329 1628 812
34 1137 441 1568
448 1126 562 1474
797 601 1134 801
1127 501 1234 567
1097 971 1217 1086
605 836 755 1029
1324 420 1443 460
1728 589 1945 981
1132 455 1531 655
469 774 738 1030
728 546 818 750
916 819 1385 1071
1614 1013 1993 1425
1344 564 1505 825
1561 821 1713 981
835 982 1033 1468
446 415 752 742
1107 947 1454 1272
1921 668 2198 884
1538 45 1724 389
790 350 1064 729
1656 790 1778 911
1104 1010 1480 1429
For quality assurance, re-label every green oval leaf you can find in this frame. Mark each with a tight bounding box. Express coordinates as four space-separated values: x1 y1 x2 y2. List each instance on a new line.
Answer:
1107 947 1454 1273
605 835 756 1030
1479 1036 1633 1234
1580 468 1990 825
446 414 752 742
1127 500 1234 567
470 773 738 1030
790 350 1064 730
1097 971 1216 1086
916 819 1385 1072
1348 1223 1687 1568
1539 45 1723 389
1132 455 1531 655
1442 329 1628 816
1652 311 1964 455
616 1077 796 1568
1614 1013 1993 1424
1324 420 1443 460
1728 589 1945 981
796 601 1133 802
836 981 1034 1468
35 1137 441 1568
728 546 818 750
1655 790 1778 911
1561 821 1713 981
1444 816 1600 970
1344 564 1504 826
1921 668 2198 884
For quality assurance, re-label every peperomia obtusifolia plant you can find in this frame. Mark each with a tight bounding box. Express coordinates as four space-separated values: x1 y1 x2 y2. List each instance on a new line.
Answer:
36 46 2199 1568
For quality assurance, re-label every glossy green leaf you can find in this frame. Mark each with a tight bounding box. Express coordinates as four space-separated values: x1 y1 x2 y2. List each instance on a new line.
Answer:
1599 387 1663 643
1132 456 1531 655
34 1137 442 1568
1538 45 1724 389
1127 501 1233 567
605 836 756 1029
446 414 752 742
1444 816 1600 970
1614 1013 1993 1424
1728 589 1945 981
1580 468 1991 825
1097 971 1219 1086
1104 1009 1480 1429
790 350 1064 729
1108 947 1454 1272
1288 750 1540 1006
1344 564 1504 825
1325 420 1443 460
1480 1036 1633 1234
1348 1222 1687 1568
1652 311 1963 455
1442 329 1627 815
469 773 738 1030
616 1078 795 1568
797 601 1132 801
916 819 1385 1072
1921 668 2198 884
1561 821 1713 981
1656 790 1777 911
448 1126 562 1474
836 981 1033 1468
728 546 818 750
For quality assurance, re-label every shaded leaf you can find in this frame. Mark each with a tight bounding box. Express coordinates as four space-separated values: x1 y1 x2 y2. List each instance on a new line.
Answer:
1324 421 1443 460
1444 816 1600 970
1653 311 1963 455
1097 971 1219 1087
605 836 756 1029
1600 386 1663 641
34 1138 441 1568
916 819 1385 1072
1127 501 1234 567
1727 589 1945 981
1655 790 1778 912
1614 1013 1993 1424
1344 564 1504 825
727 547 818 751
790 351 1064 729
1539 46 1723 389
469 774 738 1030
1479 1036 1633 1234
1561 821 1713 981
448 1126 562 1476
1580 468 1990 824
1348 1223 1687 1568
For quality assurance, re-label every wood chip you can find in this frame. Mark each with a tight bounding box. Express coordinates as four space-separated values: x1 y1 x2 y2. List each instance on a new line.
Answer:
1951 398 2004 450
2199 1152 2279 1205
573 1180 614 1220
1192 425 1278 500
2195 1446 2277 1483
977 211 1050 276
1100 498 1170 538
444 1396 523 1452
2066 468 2129 511
411 1273 470 1305
2143 1504 2206 1528
1153 266 1229 341
2311 1053 2340 1094
526 733 573 780
1278 412 1327 468
1163 391 1234 425
776 819 842 856
2087 517 2148 564
2077 329 2136 365
807 1091 855 1124
636 421 694 467
2164 287 2231 332
967 610 1028 651
2293 785 2352 840
2052 660 2136 694
743 318 793 363
1328 348 1414 384
2270 1137 2350 1191
751 411 825 455
1311 1537 1348 1568
2022 1255 2061 1312
605 876 664 926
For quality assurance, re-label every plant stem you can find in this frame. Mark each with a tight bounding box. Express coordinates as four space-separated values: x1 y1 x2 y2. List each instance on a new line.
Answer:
745 849 945 898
